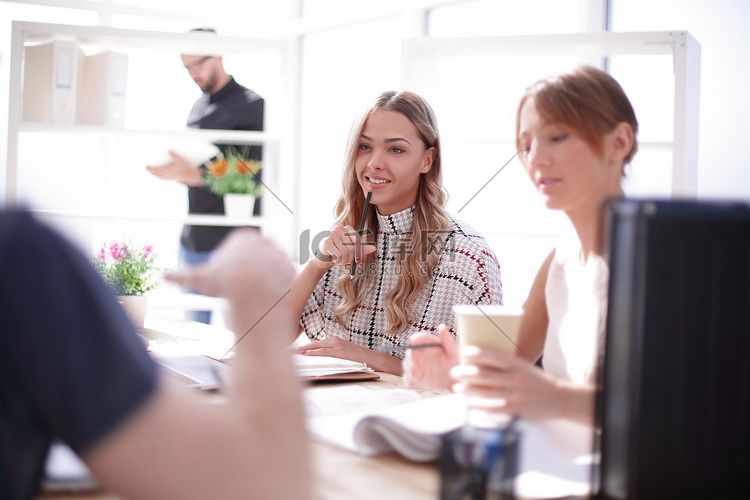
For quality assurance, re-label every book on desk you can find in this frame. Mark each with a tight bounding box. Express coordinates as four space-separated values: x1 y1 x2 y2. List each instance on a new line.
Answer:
305 386 593 499
292 354 379 382
151 352 379 391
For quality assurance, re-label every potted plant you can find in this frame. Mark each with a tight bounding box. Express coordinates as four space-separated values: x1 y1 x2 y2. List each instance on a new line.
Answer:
91 241 159 328
203 147 262 217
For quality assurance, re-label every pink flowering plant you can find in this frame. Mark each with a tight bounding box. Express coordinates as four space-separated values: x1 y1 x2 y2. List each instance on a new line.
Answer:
91 241 159 296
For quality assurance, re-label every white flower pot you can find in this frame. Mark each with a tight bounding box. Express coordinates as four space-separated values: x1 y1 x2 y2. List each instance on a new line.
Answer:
223 194 256 217
117 294 147 329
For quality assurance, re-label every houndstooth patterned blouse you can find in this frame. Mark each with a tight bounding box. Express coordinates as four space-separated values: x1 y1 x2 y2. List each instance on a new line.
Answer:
300 206 503 359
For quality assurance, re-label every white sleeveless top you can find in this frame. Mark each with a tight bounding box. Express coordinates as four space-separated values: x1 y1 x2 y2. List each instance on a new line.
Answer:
542 240 609 385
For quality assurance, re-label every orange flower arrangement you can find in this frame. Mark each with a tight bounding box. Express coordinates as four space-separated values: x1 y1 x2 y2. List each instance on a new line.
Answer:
235 157 261 175
203 149 262 196
208 157 229 177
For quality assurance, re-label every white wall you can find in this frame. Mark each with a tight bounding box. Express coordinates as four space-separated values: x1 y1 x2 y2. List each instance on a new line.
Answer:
611 0 750 201
2 0 749 308
4 0 749 204
294 0 750 304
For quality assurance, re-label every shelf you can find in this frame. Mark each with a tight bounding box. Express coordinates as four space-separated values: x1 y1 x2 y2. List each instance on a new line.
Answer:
18 21 288 54
17 123 281 145
30 210 267 228
402 31 692 58
145 292 229 313
6 20 301 260
402 31 701 197
438 137 675 149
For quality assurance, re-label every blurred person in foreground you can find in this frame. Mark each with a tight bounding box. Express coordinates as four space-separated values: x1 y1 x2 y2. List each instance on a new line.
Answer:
0 211 309 500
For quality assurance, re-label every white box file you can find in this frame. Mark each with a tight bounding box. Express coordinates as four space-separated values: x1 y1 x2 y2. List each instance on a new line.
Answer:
22 40 83 124
79 51 129 127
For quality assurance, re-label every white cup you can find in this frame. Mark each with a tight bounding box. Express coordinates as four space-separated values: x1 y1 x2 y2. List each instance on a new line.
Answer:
453 305 523 363
454 305 524 428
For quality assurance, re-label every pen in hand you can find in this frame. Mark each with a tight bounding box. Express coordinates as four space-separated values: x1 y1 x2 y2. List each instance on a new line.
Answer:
350 191 372 280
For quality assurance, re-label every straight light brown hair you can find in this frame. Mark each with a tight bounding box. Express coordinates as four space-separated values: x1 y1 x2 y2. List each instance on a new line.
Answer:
516 65 639 167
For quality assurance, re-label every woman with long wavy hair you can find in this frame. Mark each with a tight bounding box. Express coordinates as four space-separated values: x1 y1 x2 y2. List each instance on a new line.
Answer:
288 90 502 375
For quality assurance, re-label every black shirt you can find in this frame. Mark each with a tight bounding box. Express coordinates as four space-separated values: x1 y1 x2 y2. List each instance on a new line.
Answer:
182 77 264 252
0 211 158 500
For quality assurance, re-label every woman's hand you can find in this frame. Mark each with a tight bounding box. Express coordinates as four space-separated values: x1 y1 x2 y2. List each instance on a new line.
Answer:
402 324 459 390
452 346 595 425
295 336 403 374
311 225 377 271
296 336 368 360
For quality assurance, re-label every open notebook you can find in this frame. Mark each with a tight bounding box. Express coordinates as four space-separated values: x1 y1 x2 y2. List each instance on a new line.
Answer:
154 353 378 390
292 354 378 382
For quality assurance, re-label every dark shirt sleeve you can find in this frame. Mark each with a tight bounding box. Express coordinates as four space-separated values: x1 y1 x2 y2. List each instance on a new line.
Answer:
0 211 158 500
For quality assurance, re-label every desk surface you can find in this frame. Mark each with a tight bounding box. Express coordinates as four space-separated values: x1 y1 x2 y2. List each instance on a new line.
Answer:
309 373 443 500
38 319 588 500
37 373 442 500
39 374 586 500
144 318 446 499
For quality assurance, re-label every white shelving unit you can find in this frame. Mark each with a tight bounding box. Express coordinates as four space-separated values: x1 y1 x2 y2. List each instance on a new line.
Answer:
399 31 700 307
401 31 701 198
5 21 300 257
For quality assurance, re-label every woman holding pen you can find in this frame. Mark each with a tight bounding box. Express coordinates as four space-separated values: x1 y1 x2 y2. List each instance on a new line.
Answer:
289 90 503 375
405 66 638 426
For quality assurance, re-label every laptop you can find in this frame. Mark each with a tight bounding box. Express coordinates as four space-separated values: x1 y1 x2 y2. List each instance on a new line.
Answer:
43 440 98 493
154 354 230 391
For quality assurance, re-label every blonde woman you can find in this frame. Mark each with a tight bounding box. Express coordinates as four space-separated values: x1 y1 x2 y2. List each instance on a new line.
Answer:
288 91 502 375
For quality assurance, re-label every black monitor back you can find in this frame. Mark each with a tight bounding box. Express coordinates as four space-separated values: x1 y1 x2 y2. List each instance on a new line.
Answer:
594 199 750 500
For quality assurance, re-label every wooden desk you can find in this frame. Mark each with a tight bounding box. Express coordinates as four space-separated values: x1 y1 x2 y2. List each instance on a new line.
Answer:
39 373 586 500
38 319 588 500
308 373 445 500
38 373 444 500
38 319 447 500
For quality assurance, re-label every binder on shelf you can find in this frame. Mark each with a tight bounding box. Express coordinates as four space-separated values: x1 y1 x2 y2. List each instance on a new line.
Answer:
22 40 83 124
79 51 129 127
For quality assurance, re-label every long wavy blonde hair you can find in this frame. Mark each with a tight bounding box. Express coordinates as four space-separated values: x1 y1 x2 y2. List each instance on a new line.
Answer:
332 91 452 335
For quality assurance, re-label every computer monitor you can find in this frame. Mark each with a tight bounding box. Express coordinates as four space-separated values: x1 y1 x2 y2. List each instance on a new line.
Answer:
594 199 750 500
